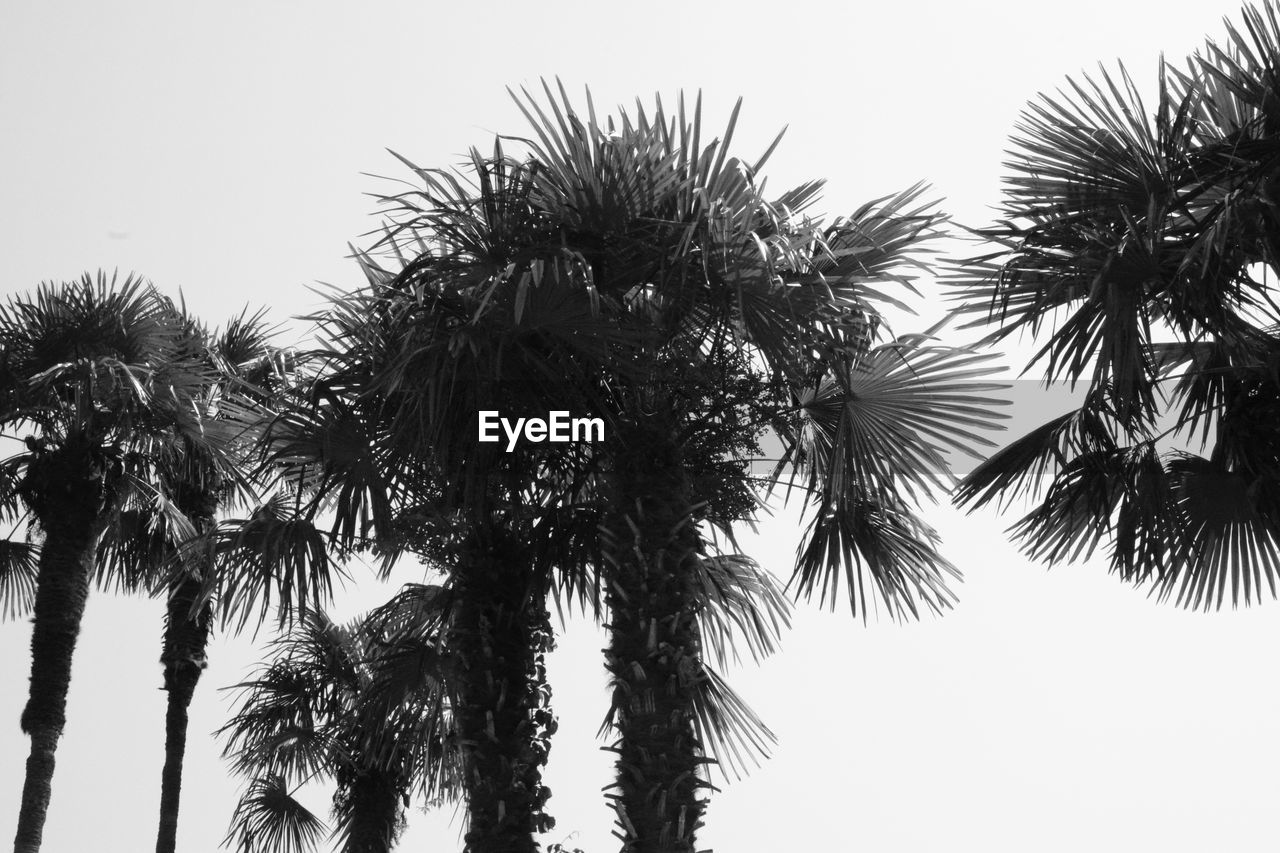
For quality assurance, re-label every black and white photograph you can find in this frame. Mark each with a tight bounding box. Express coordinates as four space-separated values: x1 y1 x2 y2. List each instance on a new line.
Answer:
3 2 1280 851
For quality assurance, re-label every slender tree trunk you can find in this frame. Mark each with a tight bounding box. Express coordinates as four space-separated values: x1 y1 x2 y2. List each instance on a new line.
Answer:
450 528 555 853
13 446 105 853
602 411 710 853
154 575 212 853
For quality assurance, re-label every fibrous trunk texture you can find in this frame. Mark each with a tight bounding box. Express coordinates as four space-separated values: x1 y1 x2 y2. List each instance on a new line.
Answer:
154 572 213 853
333 765 405 853
13 443 107 853
602 412 710 853
450 529 556 853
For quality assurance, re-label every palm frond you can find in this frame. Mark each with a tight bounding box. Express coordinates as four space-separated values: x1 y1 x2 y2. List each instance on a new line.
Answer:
1154 454 1280 610
220 596 465 831
791 491 960 620
944 60 1234 422
690 664 777 783
812 182 946 308
1006 441 1178 580
215 307 281 373
258 392 403 555
94 506 174 593
223 775 327 853
0 538 38 620
1186 1 1280 137
219 664 340 782
693 553 791 668
210 496 341 633
780 323 1009 509
954 402 1118 511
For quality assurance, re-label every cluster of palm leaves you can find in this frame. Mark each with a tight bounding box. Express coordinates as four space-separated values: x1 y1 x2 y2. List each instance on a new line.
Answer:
0 83 1010 853
220 584 461 853
951 0 1280 610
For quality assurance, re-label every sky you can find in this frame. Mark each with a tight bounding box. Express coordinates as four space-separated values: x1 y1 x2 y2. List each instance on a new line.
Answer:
3 1 1280 851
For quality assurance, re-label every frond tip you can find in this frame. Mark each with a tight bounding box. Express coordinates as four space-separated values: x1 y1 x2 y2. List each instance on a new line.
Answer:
223 774 327 853
792 492 960 621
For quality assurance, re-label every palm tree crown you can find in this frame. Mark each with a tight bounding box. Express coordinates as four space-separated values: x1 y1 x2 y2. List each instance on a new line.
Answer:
950 0 1280 609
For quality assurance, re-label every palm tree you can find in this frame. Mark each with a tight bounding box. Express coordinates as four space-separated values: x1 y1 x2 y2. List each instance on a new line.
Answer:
374 82 1007 853
93 304 315 853
514 84 1008 853
220 584 462 853
949 1 1280 606
265 236 620 853
262 145 803 853
0 273 232 853
149 311 273 853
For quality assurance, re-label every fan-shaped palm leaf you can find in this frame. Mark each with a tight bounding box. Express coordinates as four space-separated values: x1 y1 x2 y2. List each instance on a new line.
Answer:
773 325 1008 616
1157 453 1280 609
224 774 328 853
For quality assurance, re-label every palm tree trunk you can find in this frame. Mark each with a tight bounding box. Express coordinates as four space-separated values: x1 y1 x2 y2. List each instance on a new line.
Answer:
13 451 105 853
154 575 212 853
333 765 403 853
450 529 555 853
602 412 710 853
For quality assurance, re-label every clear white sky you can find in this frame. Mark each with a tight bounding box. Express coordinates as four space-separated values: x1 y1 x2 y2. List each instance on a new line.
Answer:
4 2 1280 852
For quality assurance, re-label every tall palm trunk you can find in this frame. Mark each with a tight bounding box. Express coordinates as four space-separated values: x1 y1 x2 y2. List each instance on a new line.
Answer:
602 411 709 853
449 528 555 853
13 444 108 853
154 573 213 853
